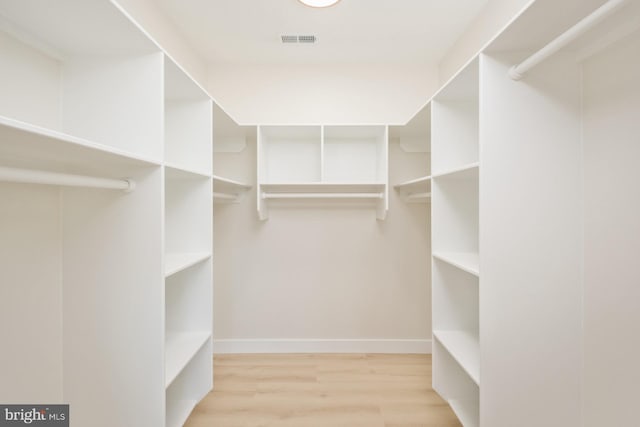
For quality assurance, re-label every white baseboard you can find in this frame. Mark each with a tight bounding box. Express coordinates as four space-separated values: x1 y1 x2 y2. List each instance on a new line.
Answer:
213 339 432 354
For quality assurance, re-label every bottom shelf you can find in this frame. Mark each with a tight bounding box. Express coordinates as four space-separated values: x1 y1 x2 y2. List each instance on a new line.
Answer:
166 338 212 427
449 399 479 427
166 399 197 427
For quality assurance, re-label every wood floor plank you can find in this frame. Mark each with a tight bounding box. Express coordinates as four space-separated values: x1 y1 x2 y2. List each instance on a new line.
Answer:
184 354 462 427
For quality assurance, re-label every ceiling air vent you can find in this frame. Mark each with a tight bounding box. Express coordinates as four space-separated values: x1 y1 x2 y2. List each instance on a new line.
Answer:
298 35 316 43
280 35 317 44
281 35 298 43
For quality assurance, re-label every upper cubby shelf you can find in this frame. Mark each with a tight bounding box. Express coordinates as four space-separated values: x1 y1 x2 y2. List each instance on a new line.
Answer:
431 58 479 176
257 125 389 220
0 0 163 162
164 57 212 176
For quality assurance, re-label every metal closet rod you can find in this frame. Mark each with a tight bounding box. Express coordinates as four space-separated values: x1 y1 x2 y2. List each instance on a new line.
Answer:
0 166 135 192
262 192 383 199
509 0 628 80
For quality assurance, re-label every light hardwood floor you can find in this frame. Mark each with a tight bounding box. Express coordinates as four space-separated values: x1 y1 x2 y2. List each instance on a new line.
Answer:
184 354 462 427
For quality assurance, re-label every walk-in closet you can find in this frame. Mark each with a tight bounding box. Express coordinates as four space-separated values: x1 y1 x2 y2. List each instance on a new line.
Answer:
0 0 638 426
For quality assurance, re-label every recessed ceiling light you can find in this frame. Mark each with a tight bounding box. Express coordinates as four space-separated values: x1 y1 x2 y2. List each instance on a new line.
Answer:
298 0 341 8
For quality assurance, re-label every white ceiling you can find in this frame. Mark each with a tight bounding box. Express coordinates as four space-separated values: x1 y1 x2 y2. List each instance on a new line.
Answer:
156 0 489 65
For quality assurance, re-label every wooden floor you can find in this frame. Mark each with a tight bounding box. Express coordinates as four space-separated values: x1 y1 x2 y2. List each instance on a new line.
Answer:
184 354 462 427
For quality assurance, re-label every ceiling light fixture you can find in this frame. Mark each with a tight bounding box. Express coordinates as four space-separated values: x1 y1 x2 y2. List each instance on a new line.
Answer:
298 0 341 8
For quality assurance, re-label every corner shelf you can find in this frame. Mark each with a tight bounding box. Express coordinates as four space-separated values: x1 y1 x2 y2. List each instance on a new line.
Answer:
394 176 431 203
165 331 211 388
213 175 252 204
433 252 479 277
433 330 480 385
165 253 211 278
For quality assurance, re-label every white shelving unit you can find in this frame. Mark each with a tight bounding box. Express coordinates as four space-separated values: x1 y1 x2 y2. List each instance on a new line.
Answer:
257 125 388 220
431 56 480 427
164 127 212 427
0 1 214 426
429 1 640 426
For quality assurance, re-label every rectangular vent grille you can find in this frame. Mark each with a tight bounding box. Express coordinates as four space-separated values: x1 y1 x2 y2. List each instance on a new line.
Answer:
298 35 316 43
281 35 317 44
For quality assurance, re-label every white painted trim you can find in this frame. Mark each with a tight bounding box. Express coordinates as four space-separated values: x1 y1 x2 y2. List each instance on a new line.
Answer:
213 339 432 354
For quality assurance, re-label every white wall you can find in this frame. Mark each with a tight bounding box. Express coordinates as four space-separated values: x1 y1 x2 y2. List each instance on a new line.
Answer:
438 0 533 84
213 138 431 353
208 63 438 125
582 31 640 427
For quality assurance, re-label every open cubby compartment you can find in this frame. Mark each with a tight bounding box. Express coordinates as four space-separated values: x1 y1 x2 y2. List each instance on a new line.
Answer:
433 340 479 427
432 167 478 255
0 148 164 425
166 339 213 427
432 259 479 384
322 125 388 183
258 125 322 183
165 261 212 387
165 167 212 257
0 0 163 161
431 58 479 175
164 56 212 175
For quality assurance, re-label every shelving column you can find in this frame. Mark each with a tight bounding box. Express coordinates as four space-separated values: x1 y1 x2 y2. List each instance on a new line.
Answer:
431 58 480 427
163 55 213 427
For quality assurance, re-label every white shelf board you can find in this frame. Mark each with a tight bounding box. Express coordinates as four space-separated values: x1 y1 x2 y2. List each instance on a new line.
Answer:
395 176 432 203
449 399 479 427
261 182 385 194
166 399 197 427
394 175 431 191
164 253 211 278
165 331 211 389
213 175 252 190
432 163 479 180
433 330 480 385
0 115 160 175
165 163 211 180
433 252 479 277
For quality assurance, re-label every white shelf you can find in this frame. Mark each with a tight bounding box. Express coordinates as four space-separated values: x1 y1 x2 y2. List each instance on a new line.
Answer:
433 252 479 277
166 399 197 427
394 176 431 203
434 330 480 385
165 253 211 278
0 115 160 174
449 399 479 427
165 163 211 180
432 162 479 180
213 175 252 203
165 332 211 388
